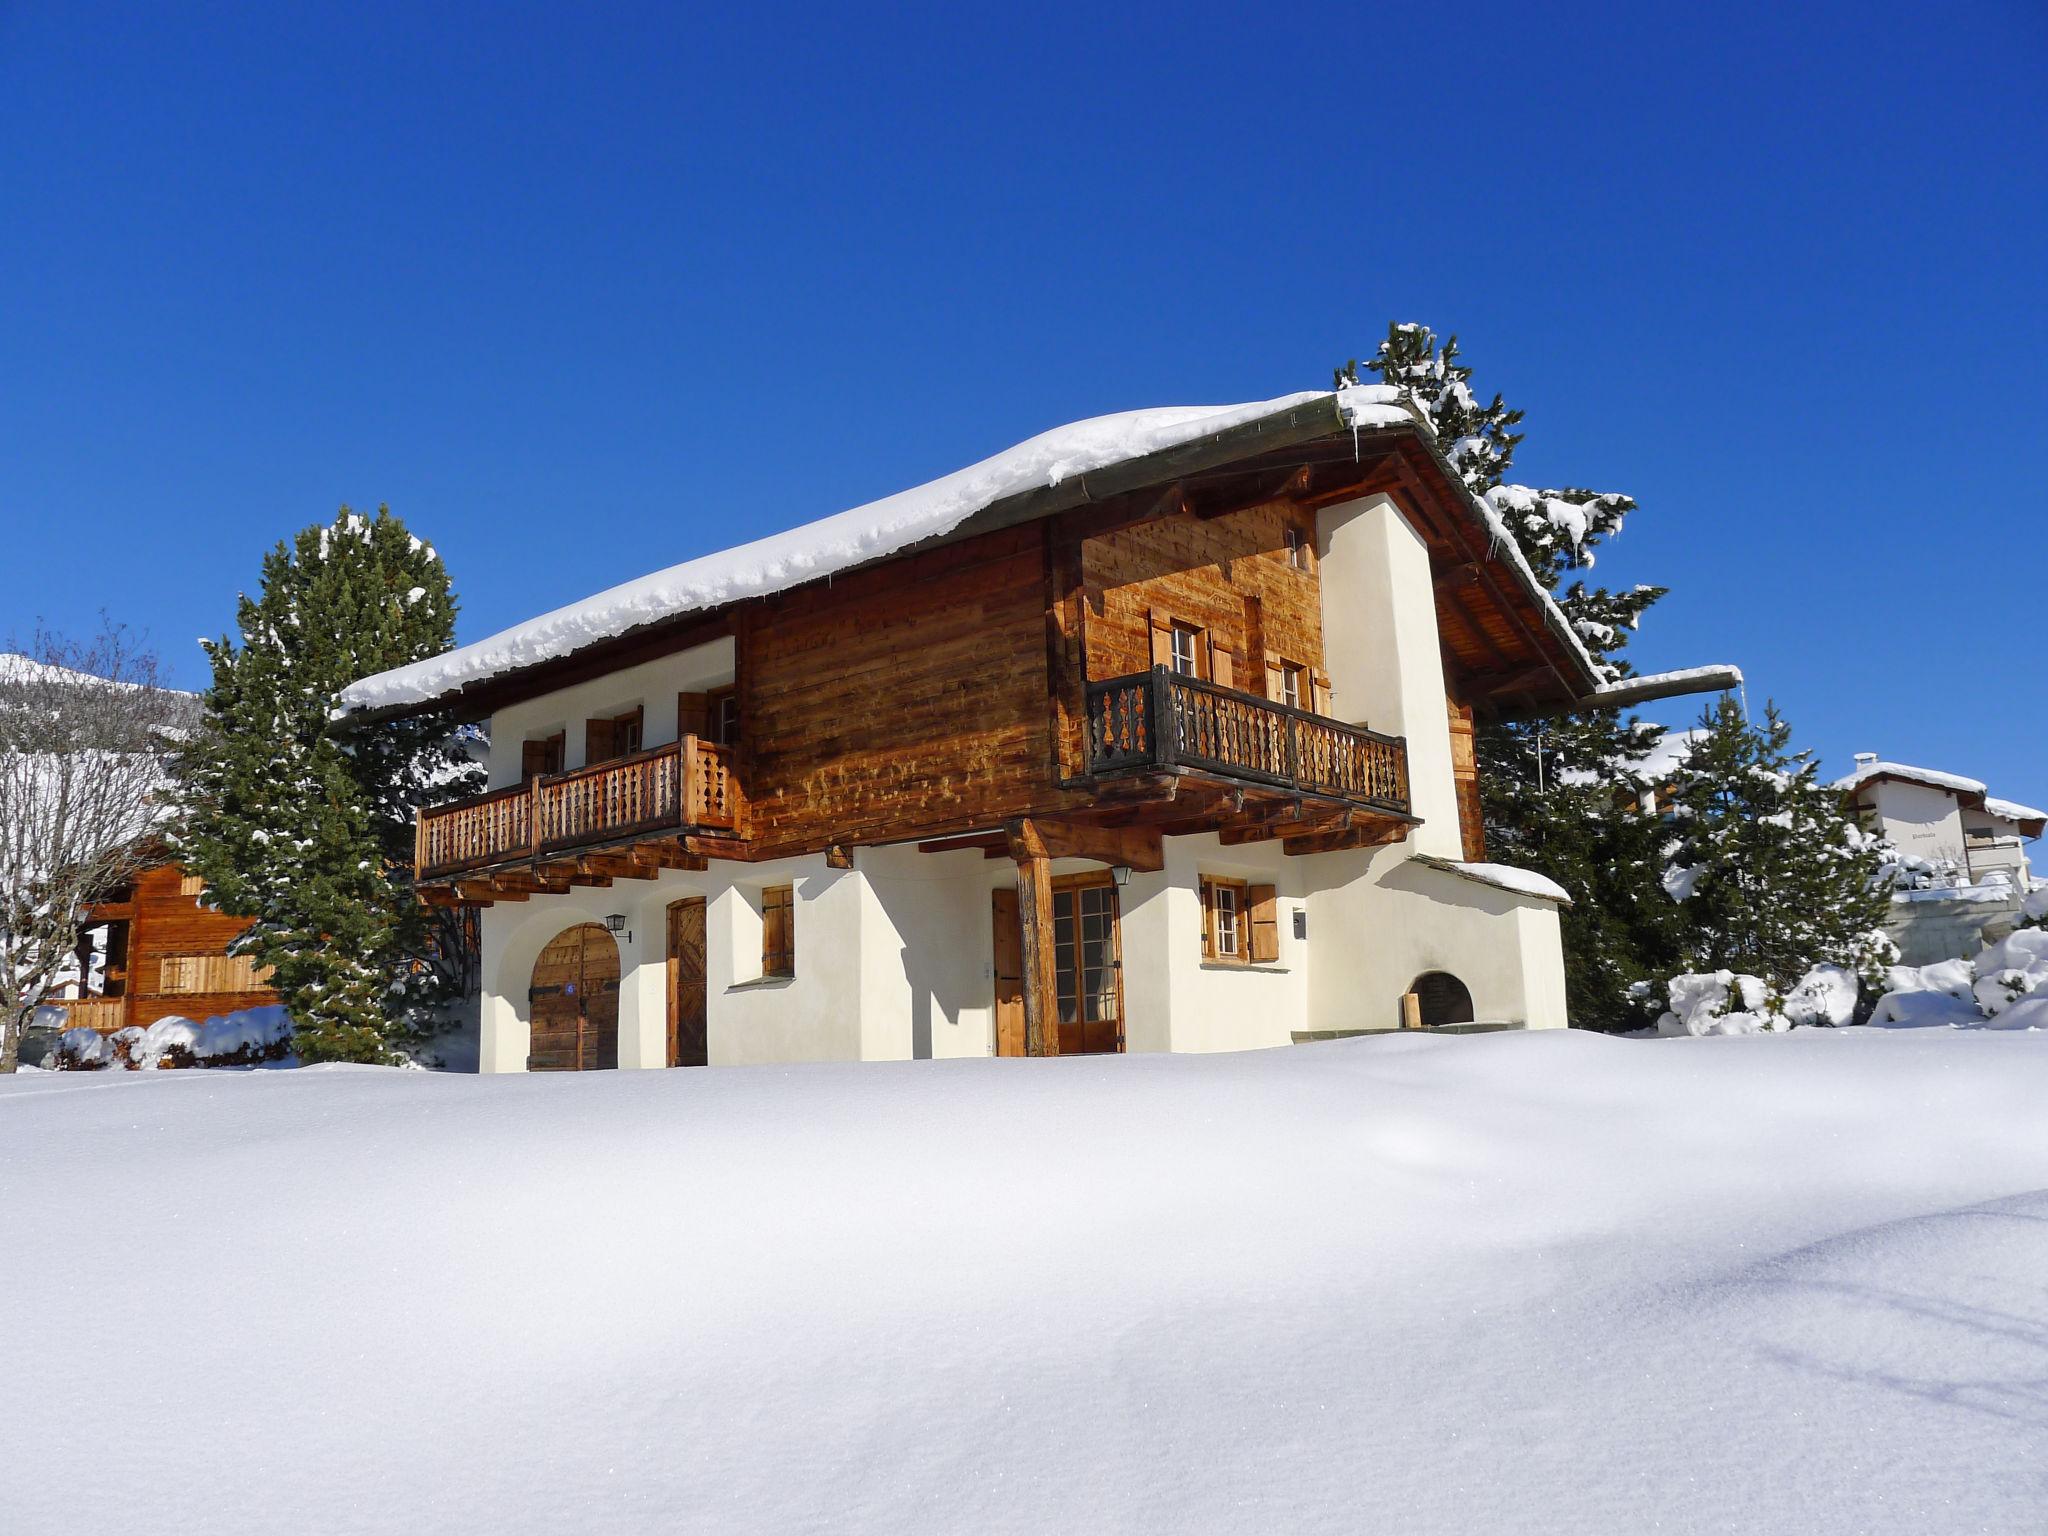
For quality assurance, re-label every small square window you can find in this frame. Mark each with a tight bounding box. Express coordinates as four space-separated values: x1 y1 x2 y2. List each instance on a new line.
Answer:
1170 623 1203 678
1284 526 1311 571
1278 664 1303 711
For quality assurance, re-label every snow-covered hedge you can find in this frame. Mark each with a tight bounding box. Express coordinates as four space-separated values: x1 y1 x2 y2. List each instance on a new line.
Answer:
1655 960 1865 1035
47 1006 293 1070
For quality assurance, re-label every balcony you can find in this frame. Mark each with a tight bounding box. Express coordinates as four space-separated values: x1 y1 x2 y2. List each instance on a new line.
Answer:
1084 668 1409 815
417 736 743 881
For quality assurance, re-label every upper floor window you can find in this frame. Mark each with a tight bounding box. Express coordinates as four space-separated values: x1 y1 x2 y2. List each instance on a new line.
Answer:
585 707 643 764
678 687 741 748
1284 525 1311 572
522 731 566 782
1170 623 1203 678
1278 663 1304 711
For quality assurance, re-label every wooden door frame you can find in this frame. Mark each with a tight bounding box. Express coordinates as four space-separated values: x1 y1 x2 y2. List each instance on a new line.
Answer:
666 896 708 1068
1050 870 1125 1054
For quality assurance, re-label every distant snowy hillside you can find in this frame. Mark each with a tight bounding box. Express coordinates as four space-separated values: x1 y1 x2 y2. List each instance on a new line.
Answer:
4 1029 2046 1535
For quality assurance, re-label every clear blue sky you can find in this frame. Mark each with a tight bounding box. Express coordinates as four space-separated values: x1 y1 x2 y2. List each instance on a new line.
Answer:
4 1 2044 808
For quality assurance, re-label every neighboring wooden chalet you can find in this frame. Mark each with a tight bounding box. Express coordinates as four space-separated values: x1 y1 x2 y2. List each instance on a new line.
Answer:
47 846 278 1031
340 385 1737 1070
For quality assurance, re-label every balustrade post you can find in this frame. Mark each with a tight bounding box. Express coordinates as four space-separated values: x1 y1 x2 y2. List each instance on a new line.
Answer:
528 776 543 861
1285 714 1300 789
1150 666 1177 770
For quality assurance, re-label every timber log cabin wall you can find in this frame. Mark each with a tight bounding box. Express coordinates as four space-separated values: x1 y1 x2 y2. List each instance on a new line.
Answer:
56 859 278 1031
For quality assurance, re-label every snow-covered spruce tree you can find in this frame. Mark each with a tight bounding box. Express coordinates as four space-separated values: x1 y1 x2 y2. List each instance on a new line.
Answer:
1343 323 1675 1028
171 508 481 1062
1659 696 1891 987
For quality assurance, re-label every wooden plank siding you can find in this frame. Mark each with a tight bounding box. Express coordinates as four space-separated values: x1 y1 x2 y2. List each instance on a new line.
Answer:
739 522 1070 859
76 861 280 1030
1079 498 1325 707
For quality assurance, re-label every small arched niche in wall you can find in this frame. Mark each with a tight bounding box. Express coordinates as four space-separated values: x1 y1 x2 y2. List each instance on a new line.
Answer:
1409 971 1475 1029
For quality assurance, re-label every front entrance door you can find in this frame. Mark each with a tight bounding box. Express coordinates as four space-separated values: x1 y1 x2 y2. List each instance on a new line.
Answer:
667 897 708 1067
1053 875 1124 1055
528 923 620 1071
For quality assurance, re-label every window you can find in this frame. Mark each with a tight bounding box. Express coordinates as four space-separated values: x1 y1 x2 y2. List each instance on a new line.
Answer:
1200 876 1246 962
761 884 795 978
584 709 642 765
1201 878 1279 965
1170 623 1203 678
708 686 740 747
1278 663 1303 711
1283 525 1311 571
521 731 566 782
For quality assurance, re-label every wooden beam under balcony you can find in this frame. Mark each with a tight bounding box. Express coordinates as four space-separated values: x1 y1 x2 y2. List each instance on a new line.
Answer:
1003 817 1164 873
1282 822 1410 856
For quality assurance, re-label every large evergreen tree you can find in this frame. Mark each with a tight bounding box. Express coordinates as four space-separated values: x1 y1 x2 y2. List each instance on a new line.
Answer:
172 507 480 1062
1658 696 1891 985
1342 323 1678 1027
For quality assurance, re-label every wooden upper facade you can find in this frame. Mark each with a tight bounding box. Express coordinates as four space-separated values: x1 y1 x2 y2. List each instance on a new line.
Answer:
398 406 1609 905
52 856 278 1031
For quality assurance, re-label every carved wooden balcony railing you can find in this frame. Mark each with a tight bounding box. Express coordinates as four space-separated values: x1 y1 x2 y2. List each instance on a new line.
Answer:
1085 667 1409 814
416 737 743 880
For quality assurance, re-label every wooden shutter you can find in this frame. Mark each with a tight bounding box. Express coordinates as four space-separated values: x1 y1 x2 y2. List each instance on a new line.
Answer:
677 691 708 741
1198 878 1216 960
1209 640 1235 691
615 706 644 755
1265 659 1284 702
522 738 554 782
1310 672 1331 717
991 888 1026 1057
761 885 795 977
1148 609 1175 670
1248 885 1279 963
584 716 616 764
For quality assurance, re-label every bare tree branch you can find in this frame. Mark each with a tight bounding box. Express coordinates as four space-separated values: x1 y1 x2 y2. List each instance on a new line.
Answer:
0 621 195 1070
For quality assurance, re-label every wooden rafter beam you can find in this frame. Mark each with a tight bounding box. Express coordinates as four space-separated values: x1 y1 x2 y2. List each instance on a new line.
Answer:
1282 822 1409 857
1005 817 1164 873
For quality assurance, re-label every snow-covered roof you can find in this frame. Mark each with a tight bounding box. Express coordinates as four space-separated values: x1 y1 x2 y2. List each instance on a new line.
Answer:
0 653 194 697
1983 796 2048 826
1832 760 1988 798
1413 856 1572 905
339 384 1624 718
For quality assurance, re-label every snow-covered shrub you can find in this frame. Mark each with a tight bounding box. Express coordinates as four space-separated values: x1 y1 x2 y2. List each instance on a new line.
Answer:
48 1026 115 1070
1972 928 2048 1018
1657 971 1783 1035
1781 964 1859 1028
44 1006 292 1070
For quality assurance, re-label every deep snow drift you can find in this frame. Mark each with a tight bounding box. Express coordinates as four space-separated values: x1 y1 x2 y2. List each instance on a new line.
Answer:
4 1028 2047 1535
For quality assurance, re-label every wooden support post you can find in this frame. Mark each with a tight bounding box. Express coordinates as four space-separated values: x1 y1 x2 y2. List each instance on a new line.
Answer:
1008 824 1060 1058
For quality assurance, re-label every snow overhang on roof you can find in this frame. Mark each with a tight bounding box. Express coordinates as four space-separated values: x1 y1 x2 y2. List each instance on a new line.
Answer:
336 384 1724 724
1983 796 2047 837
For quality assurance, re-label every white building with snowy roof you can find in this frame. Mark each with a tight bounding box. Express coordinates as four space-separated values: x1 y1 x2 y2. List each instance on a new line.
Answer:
1836 755 2044 895
340 385 1738 1071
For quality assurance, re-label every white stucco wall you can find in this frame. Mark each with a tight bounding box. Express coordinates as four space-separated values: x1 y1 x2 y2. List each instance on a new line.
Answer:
473 833 1570 1072
1315 493 1462 860
1300 848 1569 1033
1865 780 1967 872
482 635 737 787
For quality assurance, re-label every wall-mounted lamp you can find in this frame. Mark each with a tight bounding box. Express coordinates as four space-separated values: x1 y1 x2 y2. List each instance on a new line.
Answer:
1110 865 1133 888
604 913 632 944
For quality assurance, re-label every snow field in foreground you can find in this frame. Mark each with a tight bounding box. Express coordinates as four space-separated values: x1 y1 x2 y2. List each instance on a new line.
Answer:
3 1027 2046 1535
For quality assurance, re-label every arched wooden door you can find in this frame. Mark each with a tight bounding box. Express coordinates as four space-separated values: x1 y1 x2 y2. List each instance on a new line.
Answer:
528 923 621 1071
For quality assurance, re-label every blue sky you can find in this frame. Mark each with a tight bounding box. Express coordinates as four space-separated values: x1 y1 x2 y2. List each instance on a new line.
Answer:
3 1 2043 808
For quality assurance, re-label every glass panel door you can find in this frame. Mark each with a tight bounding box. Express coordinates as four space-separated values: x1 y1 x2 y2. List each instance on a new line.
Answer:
1053 879 1124 1055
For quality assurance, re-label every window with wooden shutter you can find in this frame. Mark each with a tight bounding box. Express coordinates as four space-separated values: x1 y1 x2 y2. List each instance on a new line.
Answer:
761 884 795 978
707 685 739 747
1248 885 1279 964
1148 610 1176 670
1199 876 1249 963
585 709 642 764
1170 622 1205 679
522 732 565 782
1209 639 1235 691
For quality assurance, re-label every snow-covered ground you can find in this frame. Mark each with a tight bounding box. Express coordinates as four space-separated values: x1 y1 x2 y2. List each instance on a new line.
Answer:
4 1028 2046 1534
